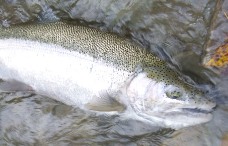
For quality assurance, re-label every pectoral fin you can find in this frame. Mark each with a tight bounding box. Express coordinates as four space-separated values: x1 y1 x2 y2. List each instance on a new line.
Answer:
85 91 125 112
0 80 33 92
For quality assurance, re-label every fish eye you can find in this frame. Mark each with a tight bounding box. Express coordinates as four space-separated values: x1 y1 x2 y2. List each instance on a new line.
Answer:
166 90 183 99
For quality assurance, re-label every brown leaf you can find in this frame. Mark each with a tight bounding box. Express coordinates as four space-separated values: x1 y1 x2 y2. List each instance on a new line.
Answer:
205 43 228 68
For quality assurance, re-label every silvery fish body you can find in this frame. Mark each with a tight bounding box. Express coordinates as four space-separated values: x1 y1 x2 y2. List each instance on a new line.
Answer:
0 22 215 129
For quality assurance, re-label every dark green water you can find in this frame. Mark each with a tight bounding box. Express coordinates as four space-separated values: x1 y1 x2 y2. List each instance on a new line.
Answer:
0 0 228 145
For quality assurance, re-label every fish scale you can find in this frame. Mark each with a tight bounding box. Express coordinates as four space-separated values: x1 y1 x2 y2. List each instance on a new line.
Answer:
0 22 162 72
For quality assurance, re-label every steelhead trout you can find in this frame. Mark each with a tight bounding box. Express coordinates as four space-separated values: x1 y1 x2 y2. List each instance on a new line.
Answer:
0 22 215 129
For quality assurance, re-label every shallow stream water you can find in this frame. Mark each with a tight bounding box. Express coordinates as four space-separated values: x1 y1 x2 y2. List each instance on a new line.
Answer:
0 0 228 145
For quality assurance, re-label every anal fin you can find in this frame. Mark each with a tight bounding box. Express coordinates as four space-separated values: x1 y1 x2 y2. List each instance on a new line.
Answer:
0 79 33 92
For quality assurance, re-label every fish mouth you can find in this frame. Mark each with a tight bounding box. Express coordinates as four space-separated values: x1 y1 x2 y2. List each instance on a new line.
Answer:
137 104 216 129
181 101 216 115
182 108 213 114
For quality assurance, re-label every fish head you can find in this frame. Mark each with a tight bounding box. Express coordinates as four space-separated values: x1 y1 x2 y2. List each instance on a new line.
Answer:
127 66 216 129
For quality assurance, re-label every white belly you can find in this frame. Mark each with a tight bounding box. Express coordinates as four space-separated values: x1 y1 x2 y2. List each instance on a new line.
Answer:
0 38 130 107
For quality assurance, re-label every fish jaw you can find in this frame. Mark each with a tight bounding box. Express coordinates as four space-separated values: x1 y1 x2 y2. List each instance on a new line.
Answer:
126 72 216 129
136 109 213 130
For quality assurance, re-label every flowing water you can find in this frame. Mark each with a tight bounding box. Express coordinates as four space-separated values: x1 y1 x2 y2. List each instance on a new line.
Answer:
0 0 228 145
